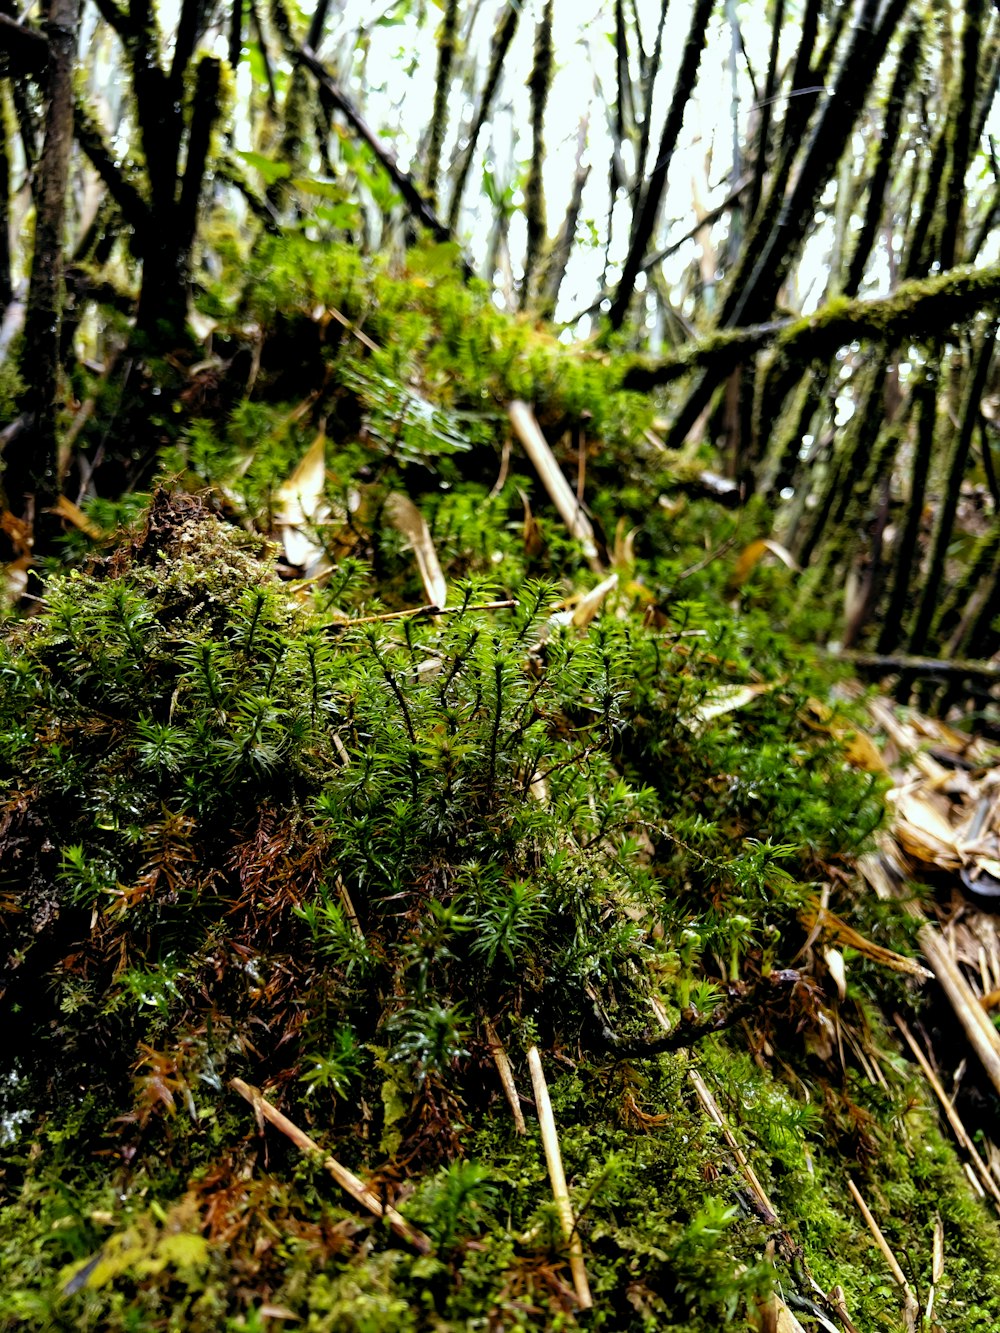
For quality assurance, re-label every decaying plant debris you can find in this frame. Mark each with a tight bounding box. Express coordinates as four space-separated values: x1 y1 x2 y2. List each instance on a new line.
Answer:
3 479 1000 1332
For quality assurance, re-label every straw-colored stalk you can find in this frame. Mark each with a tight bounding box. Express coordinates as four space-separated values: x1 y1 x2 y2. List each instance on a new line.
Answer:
484 1020 526 1134
508 400 602 571
846 1176 918 1329
525 1045 593 1309
230 1078 431 1253
689 1069 778 1224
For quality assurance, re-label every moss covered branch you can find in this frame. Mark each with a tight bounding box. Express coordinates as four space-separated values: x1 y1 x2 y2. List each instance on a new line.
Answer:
622 262 1000 392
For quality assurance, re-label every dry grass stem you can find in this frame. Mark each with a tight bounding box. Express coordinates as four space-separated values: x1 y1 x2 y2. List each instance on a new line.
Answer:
508 401 602 571
230 1078 431 1253
846 1176 918 1329
328 599 517 627
484 1021 526 1134
525 1045 593 1309
688 1069 778 1224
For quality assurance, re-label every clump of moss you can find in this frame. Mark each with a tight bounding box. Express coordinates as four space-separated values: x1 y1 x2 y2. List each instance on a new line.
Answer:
3 492 1000 1330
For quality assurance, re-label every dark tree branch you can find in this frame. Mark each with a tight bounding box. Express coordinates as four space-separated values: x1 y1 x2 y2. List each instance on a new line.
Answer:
170 0 210 91
633 0 669 197
227 0 243 68
843 23 920 296
0 73 11 312
830 650 1000 682
522 0 553 307
177 55 223 253
73 101 150 233
297 42 455 246
424 0 458 209
941 0 987 270
447 0 520 231
0 11 48 70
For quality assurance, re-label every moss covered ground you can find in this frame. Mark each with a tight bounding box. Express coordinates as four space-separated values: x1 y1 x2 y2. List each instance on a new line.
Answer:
3 240 1000 1331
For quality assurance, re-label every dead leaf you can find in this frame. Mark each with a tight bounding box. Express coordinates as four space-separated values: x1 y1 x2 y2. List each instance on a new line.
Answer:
274 431 328 568
891 789 962 869
800 899 932 979
728 538 800 590
689 683 770 728
384 492 447 609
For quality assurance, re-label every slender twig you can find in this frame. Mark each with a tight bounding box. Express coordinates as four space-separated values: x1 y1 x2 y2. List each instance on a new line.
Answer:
297 42 460 255
689 1069 778 1223
846 1176 919 1326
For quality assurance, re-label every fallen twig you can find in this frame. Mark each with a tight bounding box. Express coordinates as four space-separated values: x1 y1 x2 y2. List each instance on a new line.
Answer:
828 648 1000 682
230 1078 431 1253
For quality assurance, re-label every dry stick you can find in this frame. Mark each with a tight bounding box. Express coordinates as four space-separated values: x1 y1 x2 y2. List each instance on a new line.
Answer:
827 1284 862 1333
846 1176 919 1327
525 1046 593 1310
688 1069 779 1224
894 1013 1000 1205
508 401 603 572
484 1021 526 1134
230 1078 431 1254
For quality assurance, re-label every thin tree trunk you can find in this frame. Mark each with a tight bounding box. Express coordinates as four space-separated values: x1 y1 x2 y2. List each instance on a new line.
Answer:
609 0 715 330
0 88 11 315
941 0 986 271
18 0 78 557
425 0 459 210
908 324 998 653
878 370 936 653
521 0 553 308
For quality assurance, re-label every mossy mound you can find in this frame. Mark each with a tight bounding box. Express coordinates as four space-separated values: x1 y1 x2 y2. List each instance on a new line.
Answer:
3 493 1000 1330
